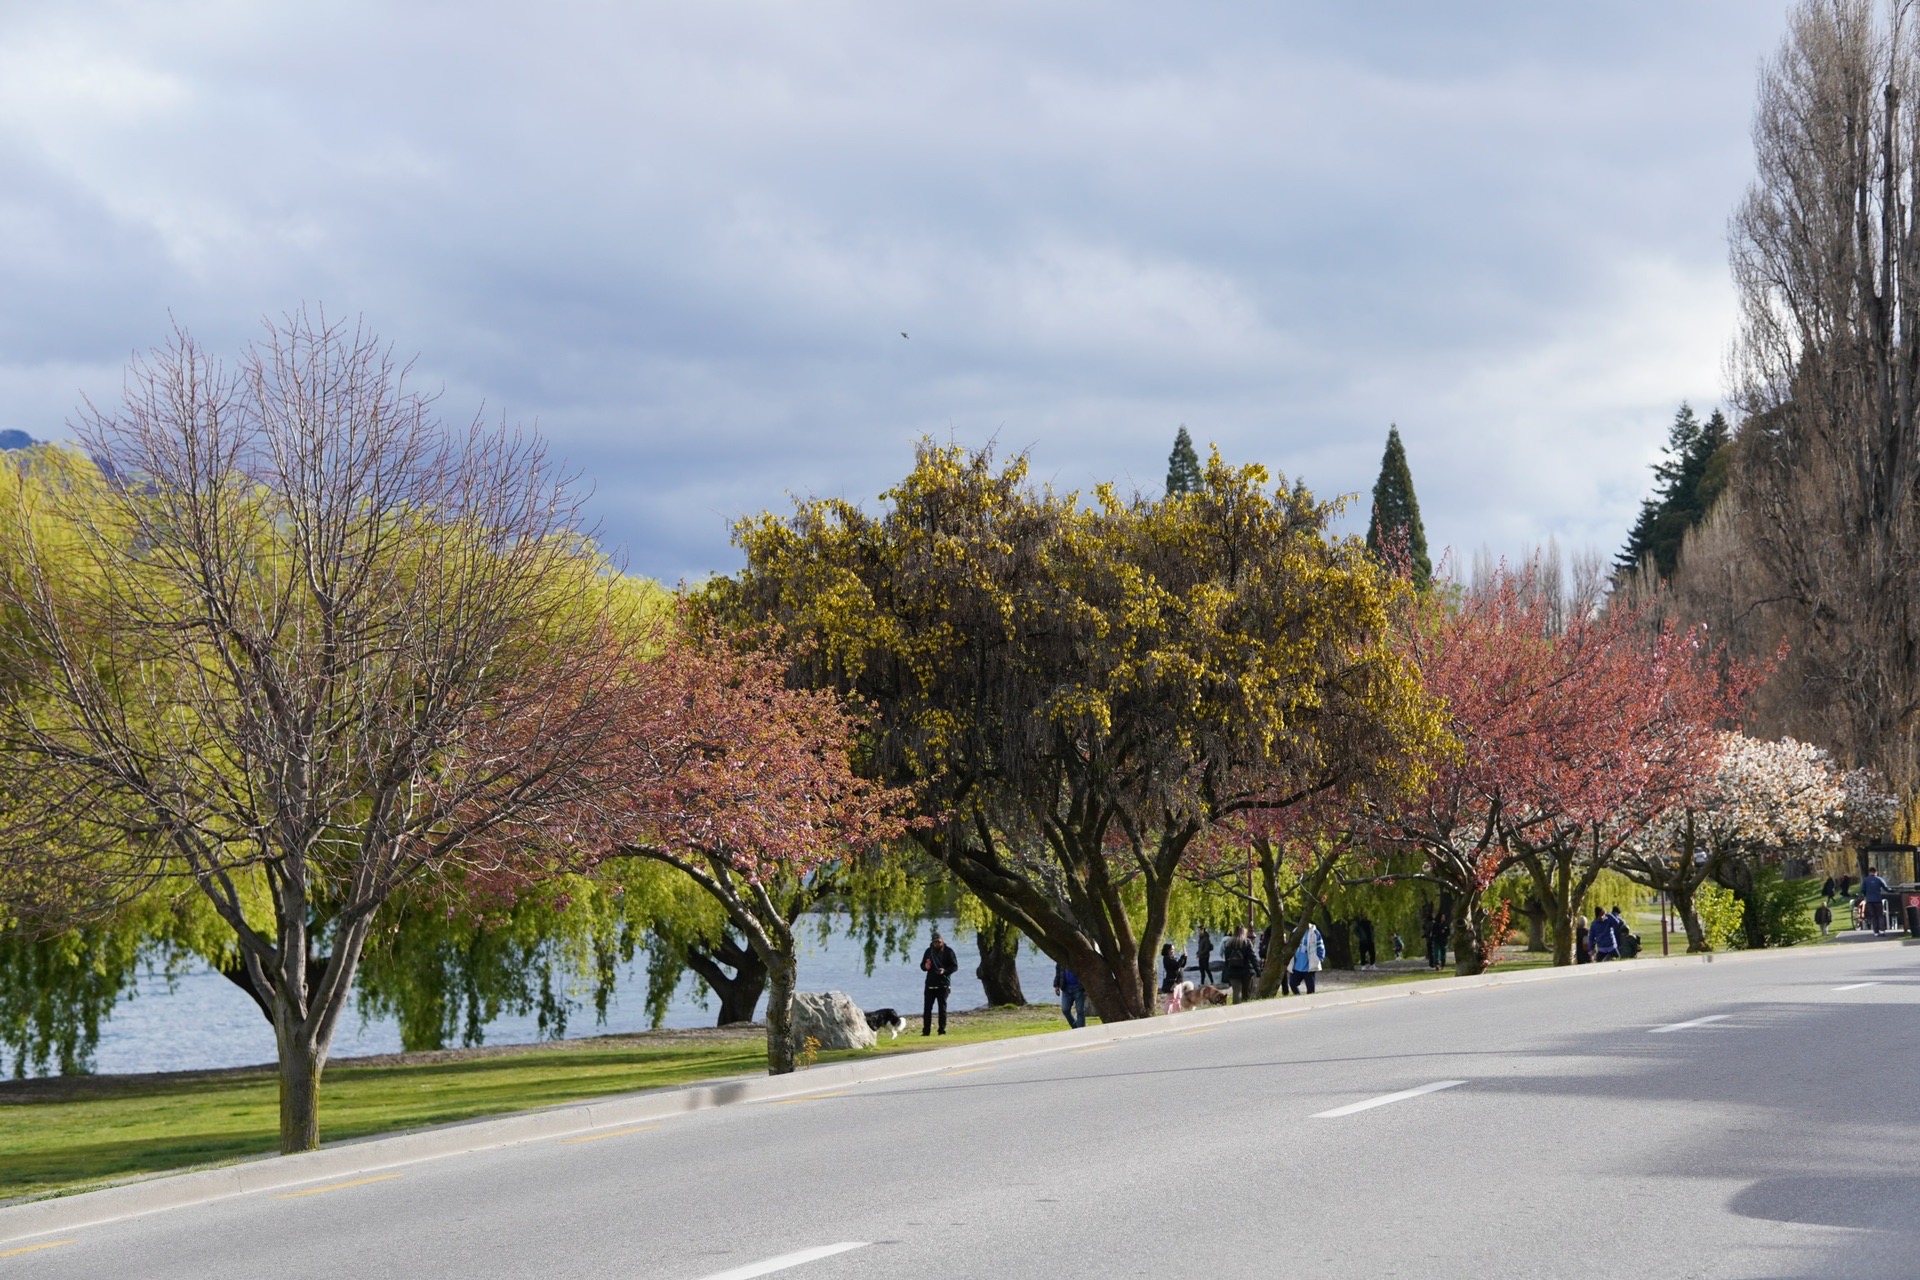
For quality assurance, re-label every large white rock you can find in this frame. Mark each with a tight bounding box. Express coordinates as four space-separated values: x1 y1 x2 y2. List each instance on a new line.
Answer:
789 990 876 1052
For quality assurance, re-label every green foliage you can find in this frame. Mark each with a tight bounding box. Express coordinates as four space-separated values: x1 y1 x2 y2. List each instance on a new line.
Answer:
0 893 224 1079
1583 869 1653 917
1364 425 1431 590
1615 403 1732 579
1745 867 1822 948
1695 882 1744 952
355 870 666 1053
1165 426 1203 496
805 851 942 977
722 439 1447 1018
0 924 142 1078
1321 863 1433 947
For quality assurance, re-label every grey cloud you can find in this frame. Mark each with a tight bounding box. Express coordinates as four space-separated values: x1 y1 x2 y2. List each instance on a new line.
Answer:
0 0 1785 581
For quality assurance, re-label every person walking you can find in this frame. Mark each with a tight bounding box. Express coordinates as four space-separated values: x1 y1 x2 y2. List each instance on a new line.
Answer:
1574 914 1591 964
1588 907 1622 961
1053 962 1088 1029
1815 901 1834 937
1221 926 1256 1003
1289 921 1326 995
1425 913 1449 971
1863 866 1891 935
1196 928 1215 985
1821 875 1837 902
919 929 960 1035
1390 932 1405 961
1353 916 1377 970
1610 906 1641 959
1159 942 1188 996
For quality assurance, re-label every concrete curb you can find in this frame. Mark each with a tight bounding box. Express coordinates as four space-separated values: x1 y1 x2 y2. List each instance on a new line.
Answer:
0 938 1880 1246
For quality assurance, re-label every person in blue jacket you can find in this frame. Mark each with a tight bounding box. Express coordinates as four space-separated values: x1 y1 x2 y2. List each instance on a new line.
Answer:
1053 962 1088 1029
1288 921 1327 995
1588 907 1623 961
1862 866 1891 935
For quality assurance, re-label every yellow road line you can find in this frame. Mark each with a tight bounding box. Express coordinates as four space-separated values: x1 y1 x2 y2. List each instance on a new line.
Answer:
0 1241 73 1259
941 1065 996 1076
561 1124 660 1144
1176 1026 1219 1036
1071 1045 1113 1054
276 1173 402 1199
769 1090 852 1105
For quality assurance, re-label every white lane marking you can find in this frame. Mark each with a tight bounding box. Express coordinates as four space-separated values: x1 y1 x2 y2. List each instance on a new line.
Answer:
1649 1013 1730 1034
1833 982 1882 992
692 1243 869 1280
1311 1079 1465 1119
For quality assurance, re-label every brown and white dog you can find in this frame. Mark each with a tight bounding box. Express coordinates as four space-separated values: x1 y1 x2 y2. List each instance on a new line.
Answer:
1166 981 1230 1013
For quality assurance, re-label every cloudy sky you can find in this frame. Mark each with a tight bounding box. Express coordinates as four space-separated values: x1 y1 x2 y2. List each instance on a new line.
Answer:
0 1 1788 583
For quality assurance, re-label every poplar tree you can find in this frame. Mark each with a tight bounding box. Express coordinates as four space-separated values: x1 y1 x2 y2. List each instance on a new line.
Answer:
1165 426 1202 496
1365 425 1431 589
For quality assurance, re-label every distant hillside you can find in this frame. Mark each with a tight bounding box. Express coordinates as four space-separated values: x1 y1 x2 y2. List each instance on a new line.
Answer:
0 431 35 451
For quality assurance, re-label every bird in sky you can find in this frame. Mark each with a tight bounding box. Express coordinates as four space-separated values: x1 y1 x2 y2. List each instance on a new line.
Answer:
900 332 909 339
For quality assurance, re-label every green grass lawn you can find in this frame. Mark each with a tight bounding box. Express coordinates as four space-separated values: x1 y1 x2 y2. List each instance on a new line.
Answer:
0 1003 1070 1203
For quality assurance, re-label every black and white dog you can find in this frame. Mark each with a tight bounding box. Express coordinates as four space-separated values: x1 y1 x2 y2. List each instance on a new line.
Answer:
864 1007 905 1040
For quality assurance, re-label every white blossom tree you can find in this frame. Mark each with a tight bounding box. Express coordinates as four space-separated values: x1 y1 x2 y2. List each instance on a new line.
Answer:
1621 733 1868 950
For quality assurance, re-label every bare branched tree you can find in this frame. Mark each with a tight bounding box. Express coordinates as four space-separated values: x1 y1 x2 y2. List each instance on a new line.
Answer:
1729 0 1920 793
0 312 633 1151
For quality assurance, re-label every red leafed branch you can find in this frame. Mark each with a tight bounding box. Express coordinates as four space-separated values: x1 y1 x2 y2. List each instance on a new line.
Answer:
576 622 912 881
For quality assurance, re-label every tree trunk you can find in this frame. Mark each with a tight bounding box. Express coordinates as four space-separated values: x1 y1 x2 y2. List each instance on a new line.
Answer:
1255 838 1289 998
922 823 1193 1025
685 936 768 1026
1524 897 1548 952
1739 891 1768 950
1670 883 1707 953
275 1019 324 1154
1452 904 1489 977
974 916 1025 1006
1519 847 1581 967
1257 839 1346 998
763 942 798 1075
1073 945 1146 1022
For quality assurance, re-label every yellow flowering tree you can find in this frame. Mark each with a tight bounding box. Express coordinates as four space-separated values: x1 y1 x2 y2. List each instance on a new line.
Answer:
719 442 1446 1021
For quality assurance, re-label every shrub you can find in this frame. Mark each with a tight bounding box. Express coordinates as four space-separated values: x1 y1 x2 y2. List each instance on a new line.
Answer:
1696 883 1744 952
1749 867 1821 948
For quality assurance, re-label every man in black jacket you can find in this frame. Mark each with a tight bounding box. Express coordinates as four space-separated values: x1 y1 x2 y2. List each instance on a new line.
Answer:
920 929 960 1035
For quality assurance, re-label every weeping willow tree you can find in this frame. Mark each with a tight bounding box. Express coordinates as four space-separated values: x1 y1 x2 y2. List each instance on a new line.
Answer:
353 868 671 1053
636 853 934 1028
0 918 145 1078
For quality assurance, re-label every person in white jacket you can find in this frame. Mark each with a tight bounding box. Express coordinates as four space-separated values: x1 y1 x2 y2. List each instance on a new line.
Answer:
1288 922 1326 995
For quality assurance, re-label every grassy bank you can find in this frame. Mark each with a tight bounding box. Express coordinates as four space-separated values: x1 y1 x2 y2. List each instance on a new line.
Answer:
0 1003 1069 1203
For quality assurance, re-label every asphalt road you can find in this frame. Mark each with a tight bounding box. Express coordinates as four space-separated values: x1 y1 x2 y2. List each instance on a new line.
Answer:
10 941 1920 1280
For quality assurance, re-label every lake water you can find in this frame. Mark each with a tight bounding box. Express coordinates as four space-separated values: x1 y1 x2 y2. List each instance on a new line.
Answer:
89 917 1066 1075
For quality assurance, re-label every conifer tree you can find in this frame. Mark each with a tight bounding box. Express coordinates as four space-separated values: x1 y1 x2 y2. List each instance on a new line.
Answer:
1365 425 1431 589
1165 426 1202 496
1614 404 1732 579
